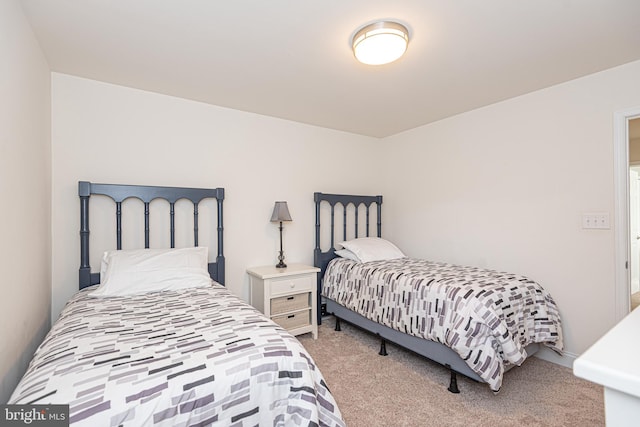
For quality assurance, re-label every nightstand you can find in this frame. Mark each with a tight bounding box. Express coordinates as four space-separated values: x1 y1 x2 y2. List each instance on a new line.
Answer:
247 264 319 339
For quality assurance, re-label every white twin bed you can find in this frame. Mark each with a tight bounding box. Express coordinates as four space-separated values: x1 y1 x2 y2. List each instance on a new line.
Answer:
314 192 564 393
9 182 345 427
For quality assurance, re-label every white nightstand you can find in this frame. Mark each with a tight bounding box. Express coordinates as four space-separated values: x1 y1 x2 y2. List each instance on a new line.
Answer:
247 264 319 339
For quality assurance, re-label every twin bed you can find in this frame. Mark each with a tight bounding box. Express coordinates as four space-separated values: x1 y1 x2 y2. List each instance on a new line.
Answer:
9 182 345 427
313 192 564 393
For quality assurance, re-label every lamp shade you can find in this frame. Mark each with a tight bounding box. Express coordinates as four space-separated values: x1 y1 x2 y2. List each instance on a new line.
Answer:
270 201 292 222
352 21 409 65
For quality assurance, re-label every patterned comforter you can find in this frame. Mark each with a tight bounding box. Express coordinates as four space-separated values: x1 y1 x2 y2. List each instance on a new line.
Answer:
10 284 345 426
322 257 563 392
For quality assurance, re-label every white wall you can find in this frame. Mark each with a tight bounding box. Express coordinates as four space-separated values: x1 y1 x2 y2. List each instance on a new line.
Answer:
51 73 380 321
0 0 51 402
380 60 640 364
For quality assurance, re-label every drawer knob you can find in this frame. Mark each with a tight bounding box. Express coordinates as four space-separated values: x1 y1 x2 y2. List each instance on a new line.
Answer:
290 283 295 288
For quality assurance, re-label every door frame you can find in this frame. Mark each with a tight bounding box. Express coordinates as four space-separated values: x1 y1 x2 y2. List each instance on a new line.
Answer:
629 168 640 294
614 107 640 322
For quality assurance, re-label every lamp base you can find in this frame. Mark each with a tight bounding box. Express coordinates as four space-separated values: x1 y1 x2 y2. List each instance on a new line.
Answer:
276 223 287 268
276 250 287 269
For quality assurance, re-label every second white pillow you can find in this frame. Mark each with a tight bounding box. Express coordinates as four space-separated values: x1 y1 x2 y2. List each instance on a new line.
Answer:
339 237 405 263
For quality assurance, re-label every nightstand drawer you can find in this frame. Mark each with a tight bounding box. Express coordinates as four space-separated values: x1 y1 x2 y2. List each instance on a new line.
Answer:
272 310 310 330
271 293 309 315
270 275 314 296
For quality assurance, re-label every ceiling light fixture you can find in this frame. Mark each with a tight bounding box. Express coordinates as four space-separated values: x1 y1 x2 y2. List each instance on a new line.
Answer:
352 21 409 65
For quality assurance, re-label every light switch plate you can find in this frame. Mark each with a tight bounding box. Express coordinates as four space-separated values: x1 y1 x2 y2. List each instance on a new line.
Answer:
582 212 610 229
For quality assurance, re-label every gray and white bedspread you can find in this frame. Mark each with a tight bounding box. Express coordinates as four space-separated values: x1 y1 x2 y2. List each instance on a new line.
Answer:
322 257 563 392
10 284 345 427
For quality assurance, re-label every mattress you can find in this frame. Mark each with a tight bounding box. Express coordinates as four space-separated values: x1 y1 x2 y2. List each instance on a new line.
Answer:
322 257 563 392
10 284 345 427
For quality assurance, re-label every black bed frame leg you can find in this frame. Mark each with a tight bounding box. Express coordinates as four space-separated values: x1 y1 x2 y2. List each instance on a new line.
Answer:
446 365 460 394
378 336 388 356
334 317 341 332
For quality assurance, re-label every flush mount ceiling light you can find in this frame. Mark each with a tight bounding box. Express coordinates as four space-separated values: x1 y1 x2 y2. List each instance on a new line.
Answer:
352 21 409 65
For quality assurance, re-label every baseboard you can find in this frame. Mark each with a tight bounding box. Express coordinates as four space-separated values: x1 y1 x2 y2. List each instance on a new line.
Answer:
533 346 577 369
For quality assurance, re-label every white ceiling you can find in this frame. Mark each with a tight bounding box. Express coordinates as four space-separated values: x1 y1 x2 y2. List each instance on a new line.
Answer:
20 0 640 138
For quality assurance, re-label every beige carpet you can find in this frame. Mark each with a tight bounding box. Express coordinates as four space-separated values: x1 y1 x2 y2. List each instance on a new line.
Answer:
298 317 604 427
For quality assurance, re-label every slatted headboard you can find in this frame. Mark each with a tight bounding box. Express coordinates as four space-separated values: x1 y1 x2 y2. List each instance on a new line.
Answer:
313 192 382 322
78 181 225 289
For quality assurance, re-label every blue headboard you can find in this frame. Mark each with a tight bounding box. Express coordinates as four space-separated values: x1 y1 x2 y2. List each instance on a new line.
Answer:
313 192 382 322
78 181 225 289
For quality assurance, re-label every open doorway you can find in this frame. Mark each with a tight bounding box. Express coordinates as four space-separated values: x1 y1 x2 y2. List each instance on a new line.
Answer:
615 109 640 322
628 118 640 310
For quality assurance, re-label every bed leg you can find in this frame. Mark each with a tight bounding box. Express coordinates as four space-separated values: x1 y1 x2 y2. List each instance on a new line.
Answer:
334 317 341 331
446 365 460 394
378 336 388 356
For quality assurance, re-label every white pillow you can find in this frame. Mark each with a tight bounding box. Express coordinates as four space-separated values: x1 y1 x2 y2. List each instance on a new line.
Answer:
91 247 212 297
335 248 361 262
339 237 405 263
